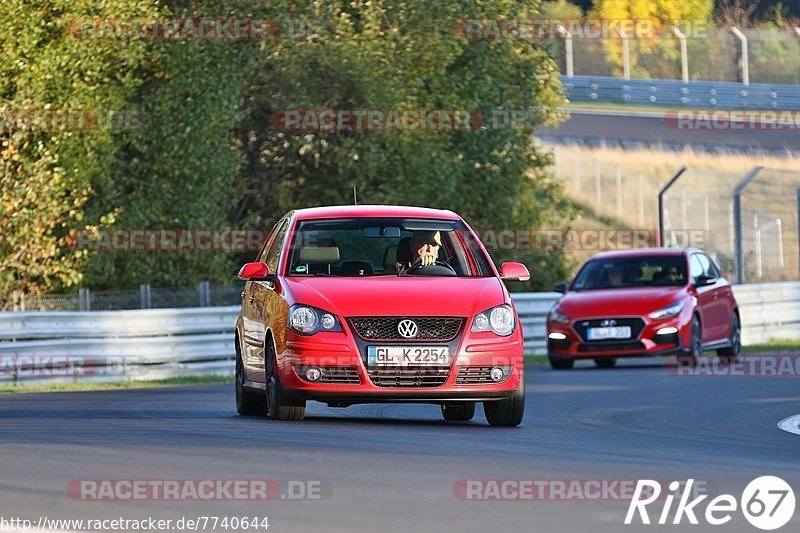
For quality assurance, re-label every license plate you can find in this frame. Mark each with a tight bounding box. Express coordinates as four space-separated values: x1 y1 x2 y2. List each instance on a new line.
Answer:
367 346 451 366
587 326 631 340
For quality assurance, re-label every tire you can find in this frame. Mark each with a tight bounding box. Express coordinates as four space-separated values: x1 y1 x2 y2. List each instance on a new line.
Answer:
484 380 525 427
717 313 741 364
265 340 306 421
441 402 476 422
677 316 702 368
594 358 617 369
549 356 574 370
235 341 263 416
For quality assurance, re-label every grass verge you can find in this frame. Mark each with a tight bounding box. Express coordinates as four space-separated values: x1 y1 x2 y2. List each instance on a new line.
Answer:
0 375 234 394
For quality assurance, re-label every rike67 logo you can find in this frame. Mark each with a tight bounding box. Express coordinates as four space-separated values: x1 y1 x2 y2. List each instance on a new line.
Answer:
625 477 796 530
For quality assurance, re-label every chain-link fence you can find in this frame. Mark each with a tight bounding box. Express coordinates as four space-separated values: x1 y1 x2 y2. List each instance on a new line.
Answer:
9 282 245 312
657 167 799 283
547 27 800 85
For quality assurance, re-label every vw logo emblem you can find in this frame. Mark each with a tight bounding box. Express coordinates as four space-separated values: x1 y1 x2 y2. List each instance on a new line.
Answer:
397 319 418 338
600 319 617 327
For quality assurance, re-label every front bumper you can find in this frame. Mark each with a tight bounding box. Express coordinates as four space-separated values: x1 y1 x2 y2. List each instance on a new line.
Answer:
276 324 524 402
546 313 690 359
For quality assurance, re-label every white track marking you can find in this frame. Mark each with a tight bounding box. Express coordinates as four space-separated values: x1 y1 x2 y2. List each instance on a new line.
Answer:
778 414 800 436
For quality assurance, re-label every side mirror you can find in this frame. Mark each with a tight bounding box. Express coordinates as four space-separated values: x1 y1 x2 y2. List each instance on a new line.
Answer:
238 262 270 281
694 275 716 287
500 262 530 281
552 281 568 294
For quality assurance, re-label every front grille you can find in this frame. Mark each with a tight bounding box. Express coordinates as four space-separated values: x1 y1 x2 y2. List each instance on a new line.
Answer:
295 366 360 384
573 317 646 343
367 366 450 387
577 341 644 353
349 317 463 341
456 366 513 384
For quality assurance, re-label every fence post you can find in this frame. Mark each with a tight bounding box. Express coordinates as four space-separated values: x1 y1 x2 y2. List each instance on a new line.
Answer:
797 187 800 279
594 160 601 211
671 26 689 84
198 281 211 307
733 166 764 284
615 167 622 216
140 284 152 309
730 27 749 86
619 28 631 80
638 174 645 226
556 25 574 78
658 167 687 246
79 288 91 311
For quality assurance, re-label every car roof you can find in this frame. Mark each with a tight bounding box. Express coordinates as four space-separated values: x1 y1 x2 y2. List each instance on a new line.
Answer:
290 205 461 221
590 247 691 260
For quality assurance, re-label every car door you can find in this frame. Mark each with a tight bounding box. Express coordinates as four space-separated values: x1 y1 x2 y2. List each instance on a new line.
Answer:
249 218 290 382
701 253 733 342
690 253 717 343
242 221 282 371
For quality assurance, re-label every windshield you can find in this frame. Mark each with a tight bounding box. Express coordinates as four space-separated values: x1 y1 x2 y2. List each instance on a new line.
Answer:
571 255 687 290
285 217 494 277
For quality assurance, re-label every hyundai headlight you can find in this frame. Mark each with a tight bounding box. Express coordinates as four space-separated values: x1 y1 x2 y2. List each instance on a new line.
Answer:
547 309 572 325
648 301 684 319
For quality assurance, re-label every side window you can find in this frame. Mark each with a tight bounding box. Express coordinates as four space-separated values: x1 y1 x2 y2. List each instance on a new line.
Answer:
689 254 704 280
704 254 720 278
255 221 281 262
696 254 713 278
263 220 289 273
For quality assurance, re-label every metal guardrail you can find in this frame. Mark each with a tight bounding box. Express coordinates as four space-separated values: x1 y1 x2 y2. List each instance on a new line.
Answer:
0 283 797 383
562 76 800 110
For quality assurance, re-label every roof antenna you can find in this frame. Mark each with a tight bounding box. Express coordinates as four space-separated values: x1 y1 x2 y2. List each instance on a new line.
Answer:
353 185 358 206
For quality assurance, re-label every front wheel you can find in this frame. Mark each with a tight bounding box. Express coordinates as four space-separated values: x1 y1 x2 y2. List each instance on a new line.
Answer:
265 341 306 421
549 356 574 370
717 313 741 364
484 380 525 427
677 316 702 368
441 402 476 421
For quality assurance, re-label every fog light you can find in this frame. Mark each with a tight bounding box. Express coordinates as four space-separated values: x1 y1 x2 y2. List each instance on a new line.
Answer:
548 332 567 340
490 366 505 382
657 327 679 335
305 367 322 382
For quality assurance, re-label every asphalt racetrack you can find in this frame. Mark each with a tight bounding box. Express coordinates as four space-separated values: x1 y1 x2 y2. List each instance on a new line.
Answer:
538 108 800 154
1 357 798 533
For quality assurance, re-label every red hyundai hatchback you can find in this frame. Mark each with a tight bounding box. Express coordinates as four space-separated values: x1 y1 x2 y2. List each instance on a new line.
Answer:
546 248 741 369
234 206 530 426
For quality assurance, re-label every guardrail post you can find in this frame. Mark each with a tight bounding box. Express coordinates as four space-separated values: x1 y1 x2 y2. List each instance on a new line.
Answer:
658 167 687 246
140 284 152 309
730 27 749 86
671 26 689 84
733 166 764 284
79 288 91 311
198 281 211 307
556 25 574 78
797 187 800 279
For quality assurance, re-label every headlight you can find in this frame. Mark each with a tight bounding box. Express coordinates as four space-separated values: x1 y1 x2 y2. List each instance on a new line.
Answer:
289 305 342 335
471 305 515 336
648 301 684 319
547 309 571 324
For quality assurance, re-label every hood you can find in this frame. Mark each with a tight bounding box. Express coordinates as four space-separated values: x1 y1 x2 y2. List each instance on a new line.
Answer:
555 286 688 318
282 276 506 318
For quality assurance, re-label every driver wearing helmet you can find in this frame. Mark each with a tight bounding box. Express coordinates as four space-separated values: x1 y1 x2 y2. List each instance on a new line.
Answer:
397 230 441 273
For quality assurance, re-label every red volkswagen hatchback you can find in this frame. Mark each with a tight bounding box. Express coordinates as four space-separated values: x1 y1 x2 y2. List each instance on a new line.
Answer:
546 248 741 370
234 206 530 426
